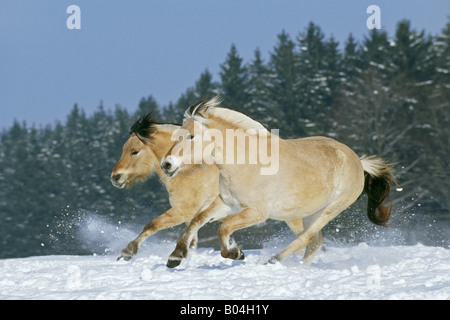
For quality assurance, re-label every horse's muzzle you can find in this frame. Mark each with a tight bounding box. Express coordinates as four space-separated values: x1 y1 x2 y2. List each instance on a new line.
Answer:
110 173 125 188
160 158 179 177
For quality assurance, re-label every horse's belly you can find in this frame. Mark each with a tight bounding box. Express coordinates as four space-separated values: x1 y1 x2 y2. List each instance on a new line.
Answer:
268 190 331 220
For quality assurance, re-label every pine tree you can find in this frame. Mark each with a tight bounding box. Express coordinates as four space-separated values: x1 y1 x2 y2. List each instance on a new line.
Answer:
296 23 342 136
161 102 177 124
335 34 363 132
194 69 218 99
433 21 450 87
360 28 394 79
342 34 363 81
135 95 162 120
219 44 250 111
268 30 300 138
244 48 281 129
163 69 219 124
420 21 450 213
64 104 91 208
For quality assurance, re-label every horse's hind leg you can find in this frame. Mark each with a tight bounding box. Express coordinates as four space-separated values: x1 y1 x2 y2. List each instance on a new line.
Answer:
286 219 304 256
303 231 322 265
269 201 344 264
286 219 322 262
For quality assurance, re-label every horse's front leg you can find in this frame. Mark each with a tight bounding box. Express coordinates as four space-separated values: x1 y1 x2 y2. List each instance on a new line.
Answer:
167 196 231 268
185 221 198 249
118 207 188 261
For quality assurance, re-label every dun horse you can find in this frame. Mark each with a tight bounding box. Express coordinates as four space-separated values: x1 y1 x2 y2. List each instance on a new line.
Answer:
110 114 219 260
161 96 396 268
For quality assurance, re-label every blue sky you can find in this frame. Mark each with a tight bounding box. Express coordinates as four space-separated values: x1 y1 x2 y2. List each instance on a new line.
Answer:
0 0 448 129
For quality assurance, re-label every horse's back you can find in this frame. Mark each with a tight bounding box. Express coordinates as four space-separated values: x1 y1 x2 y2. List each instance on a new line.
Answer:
284 135 350 151
283 136 361 168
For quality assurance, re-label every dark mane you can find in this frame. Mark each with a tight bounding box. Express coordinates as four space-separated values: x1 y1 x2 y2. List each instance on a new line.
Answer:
185 99 208 118
130 113 158 143
184 95 269 133
184 95 223 121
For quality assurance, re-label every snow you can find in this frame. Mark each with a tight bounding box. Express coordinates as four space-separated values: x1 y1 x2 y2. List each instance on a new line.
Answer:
1 242 449 300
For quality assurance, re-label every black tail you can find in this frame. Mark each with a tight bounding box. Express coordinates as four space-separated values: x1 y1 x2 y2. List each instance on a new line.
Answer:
360 156 396 227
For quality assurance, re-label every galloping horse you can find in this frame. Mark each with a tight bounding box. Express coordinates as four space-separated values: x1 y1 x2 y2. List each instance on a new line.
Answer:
110 114 219 260
161 96 396 268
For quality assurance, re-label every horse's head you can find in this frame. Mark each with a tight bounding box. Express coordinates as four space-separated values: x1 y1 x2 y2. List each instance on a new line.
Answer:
161 117 216 178
110 114 159 188
160 98 222 177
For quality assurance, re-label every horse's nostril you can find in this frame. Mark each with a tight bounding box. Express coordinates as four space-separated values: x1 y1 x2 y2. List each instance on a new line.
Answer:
111 174 121 182
162 161 172 171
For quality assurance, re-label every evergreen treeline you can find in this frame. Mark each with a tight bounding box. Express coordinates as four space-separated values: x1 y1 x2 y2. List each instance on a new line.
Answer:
1 20 449 258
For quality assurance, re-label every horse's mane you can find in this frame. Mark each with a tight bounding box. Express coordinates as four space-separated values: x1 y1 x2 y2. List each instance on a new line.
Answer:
130 113 179 143
184 95 269 134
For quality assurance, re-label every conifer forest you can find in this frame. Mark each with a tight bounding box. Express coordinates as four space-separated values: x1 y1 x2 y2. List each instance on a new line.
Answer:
1 20 449 258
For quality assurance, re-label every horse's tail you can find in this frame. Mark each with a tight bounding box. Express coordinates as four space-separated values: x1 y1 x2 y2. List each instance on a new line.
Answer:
360 155 396 227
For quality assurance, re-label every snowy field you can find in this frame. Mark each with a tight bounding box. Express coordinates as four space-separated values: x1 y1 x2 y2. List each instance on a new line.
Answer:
1 241 449 300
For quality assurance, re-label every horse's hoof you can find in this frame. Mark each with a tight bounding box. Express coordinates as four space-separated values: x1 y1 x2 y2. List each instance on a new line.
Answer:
222 247 245 260
118 242 138 261
167 258 182 268
265 256 278 265
117 254 132 261
117 248 134 261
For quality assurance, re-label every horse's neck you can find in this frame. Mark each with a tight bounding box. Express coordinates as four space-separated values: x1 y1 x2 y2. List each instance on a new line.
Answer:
208 120 259 164
150 129 176 182
151 126 179 160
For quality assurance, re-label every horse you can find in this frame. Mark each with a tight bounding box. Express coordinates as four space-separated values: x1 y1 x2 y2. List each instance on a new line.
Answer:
110 113 219 260
160 96 396 268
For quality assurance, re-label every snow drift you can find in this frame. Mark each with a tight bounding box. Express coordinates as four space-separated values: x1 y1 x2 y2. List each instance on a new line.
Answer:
2 211 448 300
1 241 449 300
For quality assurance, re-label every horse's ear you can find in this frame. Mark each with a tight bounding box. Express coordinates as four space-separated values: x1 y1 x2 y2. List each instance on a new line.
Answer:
133 131 151 144
143 125 158 141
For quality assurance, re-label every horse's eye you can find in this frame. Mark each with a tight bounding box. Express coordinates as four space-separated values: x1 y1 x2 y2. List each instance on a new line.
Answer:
131 150 140 156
